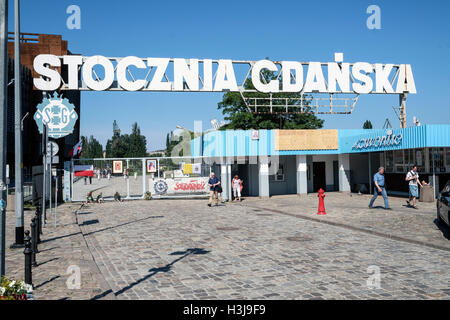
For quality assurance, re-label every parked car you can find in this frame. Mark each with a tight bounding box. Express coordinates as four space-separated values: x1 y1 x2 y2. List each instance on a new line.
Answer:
437 180 450 229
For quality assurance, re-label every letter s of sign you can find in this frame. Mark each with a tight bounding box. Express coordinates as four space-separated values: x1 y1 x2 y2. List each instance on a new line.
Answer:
366 5 381 30
33 55 61 91
66 265 81 289
66 5 81 30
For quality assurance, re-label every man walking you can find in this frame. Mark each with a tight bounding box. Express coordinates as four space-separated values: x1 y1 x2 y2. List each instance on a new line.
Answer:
369 167 391 210
207 172 221 207
406 164 423 209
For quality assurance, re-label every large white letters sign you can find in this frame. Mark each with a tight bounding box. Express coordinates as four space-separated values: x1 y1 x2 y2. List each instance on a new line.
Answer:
33 54 417 94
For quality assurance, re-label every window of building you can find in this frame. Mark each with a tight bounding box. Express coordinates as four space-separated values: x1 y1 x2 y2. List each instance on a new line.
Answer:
385 151 394 172
414 149 425 173
430 148 446 173
394 150 404 172
275 164 285 181
381 149 426 173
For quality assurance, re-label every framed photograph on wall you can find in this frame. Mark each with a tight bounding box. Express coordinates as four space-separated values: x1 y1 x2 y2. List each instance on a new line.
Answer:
113 160 123 174
147 159 157 173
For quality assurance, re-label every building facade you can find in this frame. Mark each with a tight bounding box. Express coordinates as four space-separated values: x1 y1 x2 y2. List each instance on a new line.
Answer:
191 125 450 201
7 33 81 181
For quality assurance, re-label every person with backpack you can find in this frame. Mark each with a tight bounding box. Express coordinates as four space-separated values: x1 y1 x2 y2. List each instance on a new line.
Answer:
405 164 423 209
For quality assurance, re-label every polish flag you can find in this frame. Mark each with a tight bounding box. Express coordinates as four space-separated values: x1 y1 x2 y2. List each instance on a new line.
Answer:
74 165 94 177
69 141 82 158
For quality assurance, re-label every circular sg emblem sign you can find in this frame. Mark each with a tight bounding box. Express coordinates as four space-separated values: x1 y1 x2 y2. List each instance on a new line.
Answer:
34 93 78 139
154 180 168 195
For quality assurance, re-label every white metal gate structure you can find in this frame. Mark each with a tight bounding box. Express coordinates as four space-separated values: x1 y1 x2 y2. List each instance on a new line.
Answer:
71 157 213 202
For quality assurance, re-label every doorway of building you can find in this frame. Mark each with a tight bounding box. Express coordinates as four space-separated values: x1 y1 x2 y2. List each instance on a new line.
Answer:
313 162 326 192
333 160 339 191
231 164 250 197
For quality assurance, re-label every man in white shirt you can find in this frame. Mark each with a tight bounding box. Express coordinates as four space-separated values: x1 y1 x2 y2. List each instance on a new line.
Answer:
405 165 423 209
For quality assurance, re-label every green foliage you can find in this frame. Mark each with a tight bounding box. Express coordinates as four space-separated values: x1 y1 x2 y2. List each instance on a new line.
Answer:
363 120 373 129
217 71 324 130
106 121 147 158
149 153 164 158
80 135 103 159
128 123 147 157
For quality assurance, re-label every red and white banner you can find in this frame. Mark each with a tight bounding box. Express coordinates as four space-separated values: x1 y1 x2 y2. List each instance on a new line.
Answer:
74 165 94 177
69 141 82 157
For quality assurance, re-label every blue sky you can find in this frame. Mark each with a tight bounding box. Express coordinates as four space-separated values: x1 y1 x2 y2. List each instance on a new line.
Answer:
9 0 450 151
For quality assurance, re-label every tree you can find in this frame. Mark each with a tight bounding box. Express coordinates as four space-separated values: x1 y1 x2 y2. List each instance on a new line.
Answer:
363 120 373 129
217 70 324 130
80 135 103 159
165 129 196 157
105 121 147 158
128 123 147 157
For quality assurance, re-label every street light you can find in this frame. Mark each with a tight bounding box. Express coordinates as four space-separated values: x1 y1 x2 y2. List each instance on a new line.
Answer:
0 0 8 278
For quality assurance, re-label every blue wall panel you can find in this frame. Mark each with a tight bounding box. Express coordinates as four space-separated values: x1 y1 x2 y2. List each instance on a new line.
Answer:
192 125 450 158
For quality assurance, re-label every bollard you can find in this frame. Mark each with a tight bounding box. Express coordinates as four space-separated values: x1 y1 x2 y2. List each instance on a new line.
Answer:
30 217 38 267
36 203 42 243
24 231 33 287
316 188 327 215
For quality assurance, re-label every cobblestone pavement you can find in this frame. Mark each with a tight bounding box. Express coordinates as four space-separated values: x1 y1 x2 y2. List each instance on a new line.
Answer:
4 193 450 300
4 204 115 300
76 194 450 300
242 193 450 251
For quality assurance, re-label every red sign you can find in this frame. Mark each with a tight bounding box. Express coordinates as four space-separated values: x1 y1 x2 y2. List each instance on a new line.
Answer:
173 180 206 191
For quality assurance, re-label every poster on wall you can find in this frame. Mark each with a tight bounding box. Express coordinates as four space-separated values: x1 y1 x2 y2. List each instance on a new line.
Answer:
113 160 123 174
251 129 260 140
147 159 157 173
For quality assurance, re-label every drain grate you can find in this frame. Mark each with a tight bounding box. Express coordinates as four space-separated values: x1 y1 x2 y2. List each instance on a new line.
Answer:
217 227 240 231
286 235 313 242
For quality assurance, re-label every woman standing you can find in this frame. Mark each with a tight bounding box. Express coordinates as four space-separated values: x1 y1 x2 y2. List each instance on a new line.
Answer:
232 175 243 202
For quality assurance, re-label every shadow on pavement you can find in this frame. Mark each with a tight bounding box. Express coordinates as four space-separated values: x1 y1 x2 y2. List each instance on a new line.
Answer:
92 248 210 300
79 219 100 227
34 275 61 289
37 257 60 267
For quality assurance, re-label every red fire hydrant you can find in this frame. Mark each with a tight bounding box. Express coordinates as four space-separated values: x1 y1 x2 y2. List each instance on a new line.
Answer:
317 188 327 215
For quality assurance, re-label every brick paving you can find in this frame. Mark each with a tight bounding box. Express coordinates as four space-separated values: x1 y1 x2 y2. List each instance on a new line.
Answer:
3 193 450 300
4 204 115 300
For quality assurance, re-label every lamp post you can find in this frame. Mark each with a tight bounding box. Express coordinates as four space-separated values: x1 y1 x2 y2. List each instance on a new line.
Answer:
0 0 8 277
13 0 25 247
